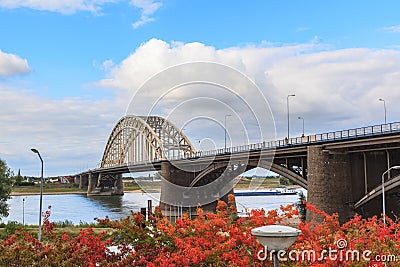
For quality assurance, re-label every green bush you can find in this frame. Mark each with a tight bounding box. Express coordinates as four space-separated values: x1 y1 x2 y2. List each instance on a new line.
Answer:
17 182 35 186
5 221 23 235
296 191 307 221
54 220 74 228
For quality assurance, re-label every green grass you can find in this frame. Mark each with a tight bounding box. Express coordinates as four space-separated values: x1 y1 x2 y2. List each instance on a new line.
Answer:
234 177 281 188
0 226 115 240
0 220 114 240
12 184 87 194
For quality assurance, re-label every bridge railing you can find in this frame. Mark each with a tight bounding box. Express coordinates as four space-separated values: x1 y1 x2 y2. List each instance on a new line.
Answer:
104 122 400 166
192 121 400 159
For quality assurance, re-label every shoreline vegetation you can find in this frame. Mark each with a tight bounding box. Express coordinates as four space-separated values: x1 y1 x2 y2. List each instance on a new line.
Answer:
10 176 296 196
3 177 304 243
2 199 396 266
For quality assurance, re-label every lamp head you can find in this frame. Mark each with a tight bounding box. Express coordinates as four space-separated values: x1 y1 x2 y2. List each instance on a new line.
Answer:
31 148 39 154
391 166 400 170
378 98 384 102
251 225 301 250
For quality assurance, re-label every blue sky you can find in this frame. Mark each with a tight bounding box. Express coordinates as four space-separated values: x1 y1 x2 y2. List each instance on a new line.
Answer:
1 0 400 176
2 1 400 98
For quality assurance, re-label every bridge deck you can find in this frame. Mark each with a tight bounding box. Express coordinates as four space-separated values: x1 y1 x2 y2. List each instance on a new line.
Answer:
79 121 400 176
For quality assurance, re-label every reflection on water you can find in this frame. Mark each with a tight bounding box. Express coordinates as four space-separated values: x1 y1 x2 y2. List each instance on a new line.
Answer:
89 195 124 213
4 189 305 225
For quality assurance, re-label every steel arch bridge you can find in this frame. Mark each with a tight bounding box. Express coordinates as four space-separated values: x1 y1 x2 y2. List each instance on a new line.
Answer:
101 115 197 168
77 116 400 221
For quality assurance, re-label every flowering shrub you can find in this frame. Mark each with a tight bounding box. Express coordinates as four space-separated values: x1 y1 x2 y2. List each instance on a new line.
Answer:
0 206 115 266
295 203 400 266
0 196 398 266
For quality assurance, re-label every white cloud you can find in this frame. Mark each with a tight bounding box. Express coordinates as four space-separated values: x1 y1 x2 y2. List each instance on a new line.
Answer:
0 50 31 76
297 27 310 32
0 0 163 27
99 39 400 136
100 59 116 71
0 0 118 14
130 0 161 15
382 25 400 33
130 0 162 28
0 85 126 176
132 16 154 28
0 0 163 26
3 39 400 176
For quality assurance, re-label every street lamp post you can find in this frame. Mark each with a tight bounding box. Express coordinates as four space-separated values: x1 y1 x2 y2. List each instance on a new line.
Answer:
31 148 44 241
287 94 295 141
224 114 231 150
196 139 202 151
378 98 387 124
22 197 26 226
298 116 305 137
381 165 400 225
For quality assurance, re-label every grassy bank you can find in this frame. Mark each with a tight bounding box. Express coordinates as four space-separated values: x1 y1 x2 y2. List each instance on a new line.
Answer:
11 183 87 195
0 221 114 240
234 177 281 188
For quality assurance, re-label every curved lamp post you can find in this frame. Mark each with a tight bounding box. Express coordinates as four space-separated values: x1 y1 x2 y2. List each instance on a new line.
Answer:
378 98 387 124
31 148 44 241
381 165 400 224
196 138 202 151
298 116 305 137
252 225 301 266
22 197 26 225
224 114 231 151
287 94 295 141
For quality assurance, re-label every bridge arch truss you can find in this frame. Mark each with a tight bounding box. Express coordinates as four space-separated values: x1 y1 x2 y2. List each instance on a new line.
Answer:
101 115 196 167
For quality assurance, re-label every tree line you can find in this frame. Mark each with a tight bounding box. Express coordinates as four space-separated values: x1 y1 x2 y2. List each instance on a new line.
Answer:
0 158 18 218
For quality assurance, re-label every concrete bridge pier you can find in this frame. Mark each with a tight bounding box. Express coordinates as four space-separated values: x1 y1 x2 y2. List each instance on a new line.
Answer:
87 172 98 195
114 174 124 195
87 173 124 196
160 161 236 222
306 145 355 223
79 174 88 189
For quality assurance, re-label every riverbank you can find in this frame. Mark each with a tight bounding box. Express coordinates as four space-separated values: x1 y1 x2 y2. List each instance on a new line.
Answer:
10 183 144 196
10 191 86 196
10 177 297 196
10 189 147 196
11 183 87 196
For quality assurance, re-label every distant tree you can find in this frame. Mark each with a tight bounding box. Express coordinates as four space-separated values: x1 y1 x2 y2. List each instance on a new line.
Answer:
296 191 307 222
0 159 14 217
14 169 23 185
279 176 295 186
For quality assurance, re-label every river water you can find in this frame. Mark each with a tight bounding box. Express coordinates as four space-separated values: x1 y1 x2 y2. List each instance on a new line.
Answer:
4 189 306 225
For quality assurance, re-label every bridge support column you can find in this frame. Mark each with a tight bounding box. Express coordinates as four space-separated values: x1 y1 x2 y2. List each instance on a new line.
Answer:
79 175 83 189
87 173 98 195
114 174 124 195
79 174 88 189
307 145 354 223
160 161 235 222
